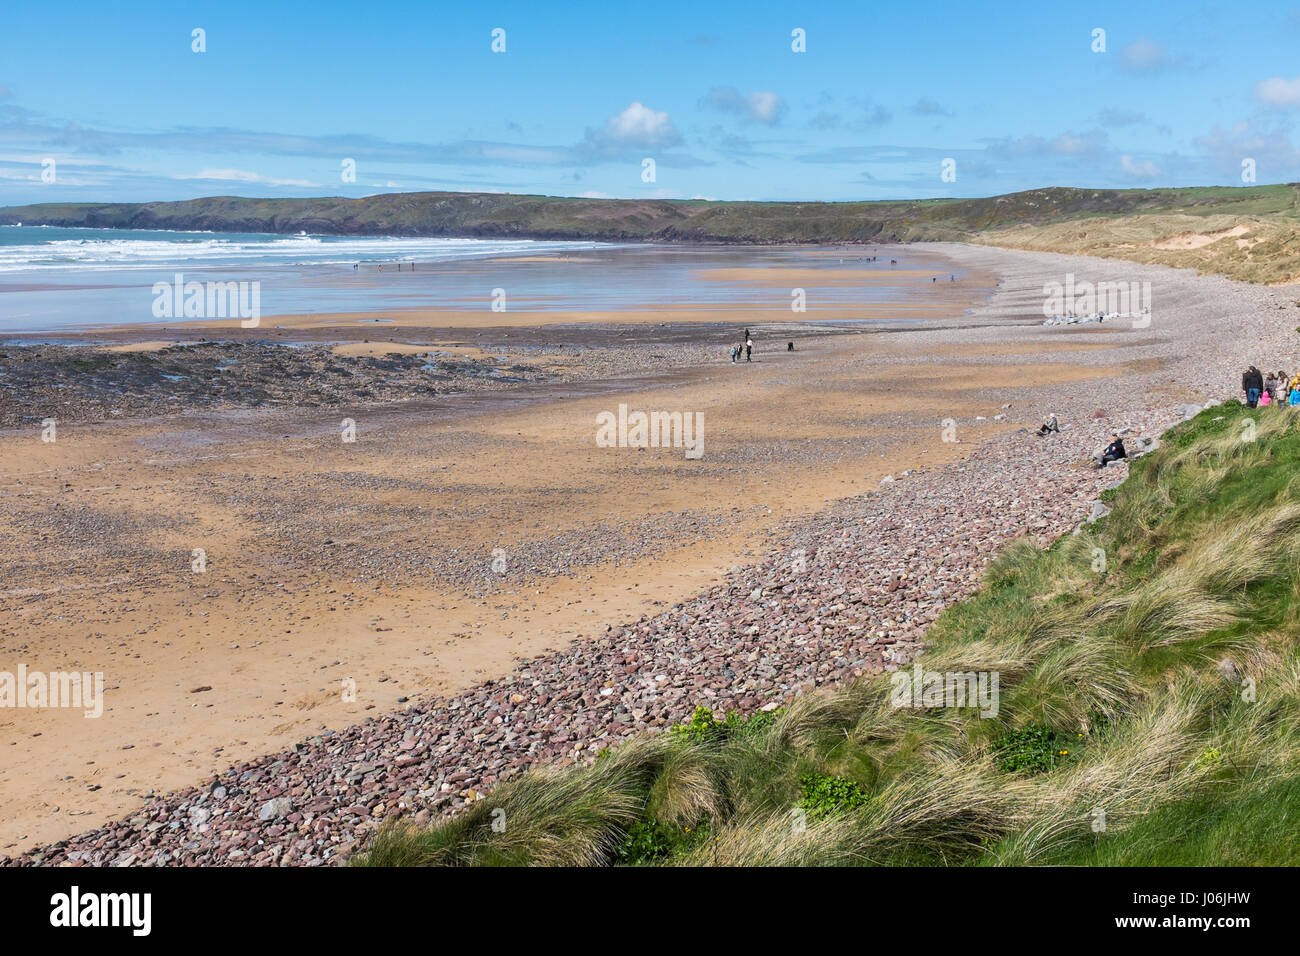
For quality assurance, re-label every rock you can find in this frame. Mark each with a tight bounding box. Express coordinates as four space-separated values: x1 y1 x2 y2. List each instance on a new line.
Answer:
258 797 293 822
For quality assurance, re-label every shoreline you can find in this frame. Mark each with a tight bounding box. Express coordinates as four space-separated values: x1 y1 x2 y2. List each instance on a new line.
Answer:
0 241 974 336
2 239 1289 858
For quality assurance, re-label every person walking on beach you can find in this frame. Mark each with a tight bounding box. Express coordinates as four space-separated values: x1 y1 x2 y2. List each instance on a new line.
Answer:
1094 434 1127 469
1243 366 1264 408
730 345 738 364
745 338 753 362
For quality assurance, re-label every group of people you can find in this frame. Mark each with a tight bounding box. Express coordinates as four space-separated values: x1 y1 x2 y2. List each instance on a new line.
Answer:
1241 366 1300 408
730 329 754 363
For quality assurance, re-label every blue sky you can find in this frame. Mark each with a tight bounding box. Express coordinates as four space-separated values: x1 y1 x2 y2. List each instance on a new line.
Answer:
4 0 1300 204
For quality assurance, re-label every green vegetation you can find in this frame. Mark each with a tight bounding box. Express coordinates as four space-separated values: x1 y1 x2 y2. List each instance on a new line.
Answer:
353 401 1300 865
668 704 783 743
796 772 871 822
991 725 1083 776
1042 775 1300 866
5 184 1300 282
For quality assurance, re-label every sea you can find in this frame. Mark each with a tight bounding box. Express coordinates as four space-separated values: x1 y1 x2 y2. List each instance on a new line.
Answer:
0 225 931 333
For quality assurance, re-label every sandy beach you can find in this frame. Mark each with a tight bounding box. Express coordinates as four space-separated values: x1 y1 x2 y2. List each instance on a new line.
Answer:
2 241 1295 862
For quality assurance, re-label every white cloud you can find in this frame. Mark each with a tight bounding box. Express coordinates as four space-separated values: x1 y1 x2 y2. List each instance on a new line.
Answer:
1254 75 1300 107
599 102 681 147
1119 38 1176 73
989 129 1108 158
1194 121 1300 177
190 168 318 188
1053 132 1104 155
1119 154 1163 179
702 87 785 125
574 102 696 163
746 91 782 124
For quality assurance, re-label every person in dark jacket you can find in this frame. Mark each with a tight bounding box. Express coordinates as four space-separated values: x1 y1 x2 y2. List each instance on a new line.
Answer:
1094 434 1127 469
1243 366 1264 408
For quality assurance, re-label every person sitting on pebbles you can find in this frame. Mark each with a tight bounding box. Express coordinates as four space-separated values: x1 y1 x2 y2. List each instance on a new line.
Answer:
1094 434 1127 469
1036 413 1060 437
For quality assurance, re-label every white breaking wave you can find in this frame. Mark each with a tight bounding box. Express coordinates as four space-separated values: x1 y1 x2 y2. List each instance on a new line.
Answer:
0 232 605 273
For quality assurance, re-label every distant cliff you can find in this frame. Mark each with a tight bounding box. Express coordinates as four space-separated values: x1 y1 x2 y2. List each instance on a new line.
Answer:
5 185 1298 281
2 185 1293 243
0 191 960 242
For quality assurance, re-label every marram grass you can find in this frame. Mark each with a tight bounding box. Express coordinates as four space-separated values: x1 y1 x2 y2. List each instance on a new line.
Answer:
352 402 1300 866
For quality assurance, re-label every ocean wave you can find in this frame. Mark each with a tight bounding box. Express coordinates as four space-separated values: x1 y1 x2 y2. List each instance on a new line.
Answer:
0 230 606 273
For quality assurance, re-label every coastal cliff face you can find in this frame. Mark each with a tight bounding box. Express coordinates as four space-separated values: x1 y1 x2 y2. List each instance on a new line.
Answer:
0 191 913 242
5 184 1298 245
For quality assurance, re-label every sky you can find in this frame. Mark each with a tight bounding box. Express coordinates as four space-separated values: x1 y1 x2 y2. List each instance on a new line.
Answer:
4 0 1300 205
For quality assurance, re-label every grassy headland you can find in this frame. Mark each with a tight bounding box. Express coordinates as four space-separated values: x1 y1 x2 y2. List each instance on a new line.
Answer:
352 404 1300 866
4 183 1300 283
